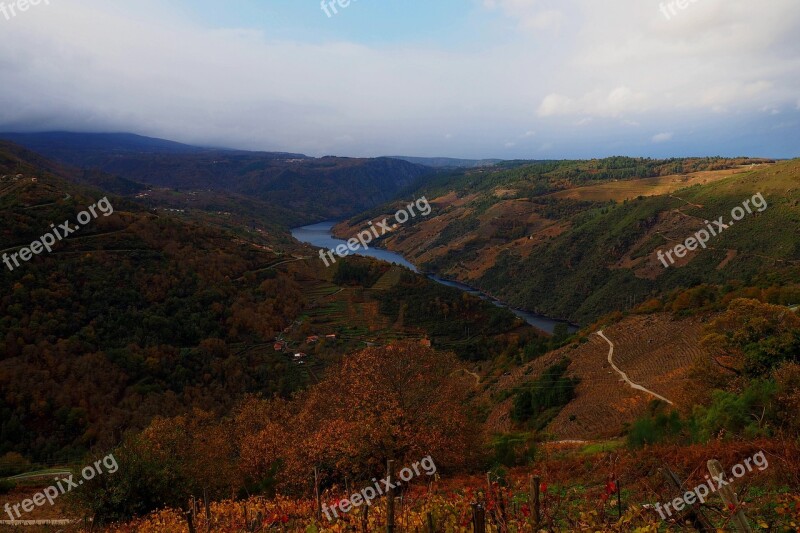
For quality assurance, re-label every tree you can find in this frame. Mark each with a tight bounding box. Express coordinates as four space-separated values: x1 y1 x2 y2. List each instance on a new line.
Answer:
702 298 800 377
261 342 483 488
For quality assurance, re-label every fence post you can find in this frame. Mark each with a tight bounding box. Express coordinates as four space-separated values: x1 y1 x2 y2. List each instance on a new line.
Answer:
185 507 196 533
427 511 435 533
660 467 714 532
530 475 541 528
387 459 396 533
472 503 486 533
707 460 753 533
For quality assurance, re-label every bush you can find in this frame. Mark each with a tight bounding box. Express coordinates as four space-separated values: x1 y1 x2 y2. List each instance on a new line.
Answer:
512 358 578 429
692 380 778 441
627 405 684 448
0 452 32 477
491 433 536 467
0 479 16 495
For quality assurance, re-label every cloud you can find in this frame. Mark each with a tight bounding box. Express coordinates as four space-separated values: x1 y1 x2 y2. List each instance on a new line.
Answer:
652 132 674 143
538 86 648 117
0 0 797 158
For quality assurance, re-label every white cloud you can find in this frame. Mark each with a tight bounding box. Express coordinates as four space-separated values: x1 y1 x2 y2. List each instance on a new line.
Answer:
0 0 797 157
652 132 674 143
538 86 648 117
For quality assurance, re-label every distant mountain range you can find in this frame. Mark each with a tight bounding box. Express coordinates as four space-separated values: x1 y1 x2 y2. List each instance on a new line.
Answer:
387 156 503 168
0 132 433 222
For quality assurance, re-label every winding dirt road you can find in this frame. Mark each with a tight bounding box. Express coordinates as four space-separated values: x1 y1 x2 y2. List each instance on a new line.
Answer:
596 330 674 405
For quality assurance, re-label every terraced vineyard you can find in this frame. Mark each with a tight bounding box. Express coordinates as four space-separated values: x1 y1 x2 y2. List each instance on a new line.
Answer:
486 313 711 439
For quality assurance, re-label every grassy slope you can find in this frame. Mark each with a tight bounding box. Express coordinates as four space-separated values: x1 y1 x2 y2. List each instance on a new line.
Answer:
363 159 799 324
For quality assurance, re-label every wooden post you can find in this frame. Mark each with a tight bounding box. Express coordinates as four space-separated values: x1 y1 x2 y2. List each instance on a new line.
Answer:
471 503 486 533
660 467 714 532
427 511 435 533
186 507 196 533
707 460 753 533
387 460 396 533
314 467 322 521
530 475 541 528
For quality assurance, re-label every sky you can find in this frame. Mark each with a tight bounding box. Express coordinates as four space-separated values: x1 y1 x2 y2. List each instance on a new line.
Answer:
0 0 798 159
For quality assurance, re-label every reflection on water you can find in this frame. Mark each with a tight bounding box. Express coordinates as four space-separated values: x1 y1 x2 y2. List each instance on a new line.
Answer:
291 221 577 334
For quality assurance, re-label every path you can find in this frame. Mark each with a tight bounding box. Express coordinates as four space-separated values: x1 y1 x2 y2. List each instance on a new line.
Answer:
450 368 480 386
595 330 674 405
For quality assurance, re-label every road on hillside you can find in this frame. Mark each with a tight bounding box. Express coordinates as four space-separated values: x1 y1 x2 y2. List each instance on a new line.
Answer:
596 330 674 405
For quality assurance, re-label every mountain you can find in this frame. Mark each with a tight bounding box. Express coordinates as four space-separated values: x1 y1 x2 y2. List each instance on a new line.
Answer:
0 141 528 463
387 156 504 168
335 156 794 324
1 132 433 223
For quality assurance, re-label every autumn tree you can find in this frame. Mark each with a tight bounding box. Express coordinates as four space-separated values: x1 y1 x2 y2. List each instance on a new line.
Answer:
247 342 483 489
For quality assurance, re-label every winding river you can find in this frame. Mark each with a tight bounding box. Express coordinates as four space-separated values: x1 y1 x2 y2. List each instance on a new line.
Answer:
292 221 577 335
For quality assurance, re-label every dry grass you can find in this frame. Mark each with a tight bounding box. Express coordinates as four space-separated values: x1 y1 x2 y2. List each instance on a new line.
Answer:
547 166 765 203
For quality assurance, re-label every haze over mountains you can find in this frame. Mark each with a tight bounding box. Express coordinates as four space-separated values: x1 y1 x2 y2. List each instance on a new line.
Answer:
1 132 434 223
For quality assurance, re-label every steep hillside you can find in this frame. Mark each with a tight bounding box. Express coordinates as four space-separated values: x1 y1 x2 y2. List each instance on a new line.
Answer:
484 313 711 440
0 143 529 464
340 158 798 324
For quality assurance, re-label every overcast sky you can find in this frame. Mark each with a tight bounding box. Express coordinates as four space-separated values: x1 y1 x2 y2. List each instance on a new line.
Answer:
0 0 798 158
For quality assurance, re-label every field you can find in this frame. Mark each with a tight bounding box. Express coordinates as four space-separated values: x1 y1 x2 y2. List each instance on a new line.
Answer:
547 166 768 203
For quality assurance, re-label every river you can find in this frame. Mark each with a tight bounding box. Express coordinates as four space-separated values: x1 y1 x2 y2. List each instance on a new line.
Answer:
291 221 577 334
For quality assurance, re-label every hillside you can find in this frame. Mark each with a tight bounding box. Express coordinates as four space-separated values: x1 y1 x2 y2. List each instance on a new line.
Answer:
338 157 798 324
484 313 711 440
0 143 529 465
1 133 434 223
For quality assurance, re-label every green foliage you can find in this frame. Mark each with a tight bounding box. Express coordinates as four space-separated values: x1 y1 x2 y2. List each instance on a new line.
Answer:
0 478 16 495
692 380 778 441
511 359 578 429
490 433 537 467
76 438 194 523
626 403 685 448
628 380 781 447
332 258 385 287
523 324 573 361
376 271 518 361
